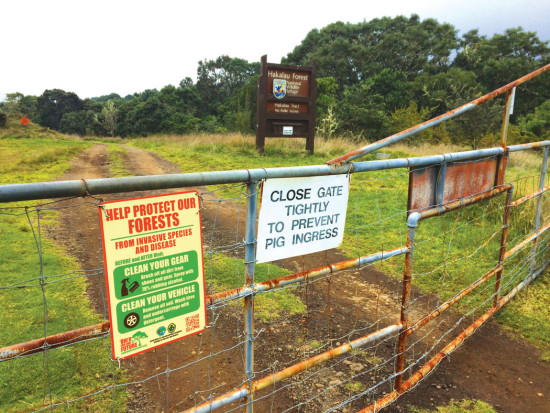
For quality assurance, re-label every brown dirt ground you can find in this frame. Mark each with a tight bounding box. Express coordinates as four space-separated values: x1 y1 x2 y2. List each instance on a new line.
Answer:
50 143 550 413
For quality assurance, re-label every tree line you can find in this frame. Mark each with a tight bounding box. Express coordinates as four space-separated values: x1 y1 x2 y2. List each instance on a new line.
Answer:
2 15 549 148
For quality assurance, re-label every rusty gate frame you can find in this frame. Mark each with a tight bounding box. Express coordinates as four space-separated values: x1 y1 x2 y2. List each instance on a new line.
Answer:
0 64 549 412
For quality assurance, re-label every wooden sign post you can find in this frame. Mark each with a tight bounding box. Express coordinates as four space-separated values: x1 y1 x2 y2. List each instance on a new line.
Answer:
256 55 316 154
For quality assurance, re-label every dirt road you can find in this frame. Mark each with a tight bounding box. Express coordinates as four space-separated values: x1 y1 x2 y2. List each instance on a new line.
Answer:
51 143 550 412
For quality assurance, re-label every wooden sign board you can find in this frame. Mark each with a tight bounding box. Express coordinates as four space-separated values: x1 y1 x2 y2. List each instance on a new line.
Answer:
256 55 316 153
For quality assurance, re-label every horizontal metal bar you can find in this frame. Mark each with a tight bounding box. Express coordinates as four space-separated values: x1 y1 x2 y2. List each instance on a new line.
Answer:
3 143 548 203
510 185 550 207
359 261 550 413
1 248 408 361
508 140 550 152
0 321 109 361
327 64 550 165
504 221 550 260
405 265 502 337
418 184 512 220
185 323 402 413
207 247 408 306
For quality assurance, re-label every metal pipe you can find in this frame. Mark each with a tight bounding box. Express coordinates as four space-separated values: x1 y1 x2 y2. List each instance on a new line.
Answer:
5 145 548 204
420 185 512 221
393 212 421 391
535 147 549 229
510 184 550 207
0 321 109 360
243 181 257 413
508 140 550 152
2 248 409 362
359 261 549 413
532 147 549 271
206 247 408 306
493 187 514 307
327 64 550 165
504 221 550 260
184 323 402 413
405 265 502 337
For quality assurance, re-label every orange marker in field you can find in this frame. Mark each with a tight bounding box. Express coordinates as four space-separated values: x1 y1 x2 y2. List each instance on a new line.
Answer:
20 116 29 126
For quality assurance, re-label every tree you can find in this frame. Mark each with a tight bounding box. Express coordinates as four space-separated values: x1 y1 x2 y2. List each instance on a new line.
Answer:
102 100 118 137
389 102 433 144
336 83 390 141
316 77 338 125
364 69 412 112
519 99 550 139
284 15 459 92
4 92 24 115
413 68 482 116
36 89 83 130
219 75 258 133
196 56 259 117
454 27 550 116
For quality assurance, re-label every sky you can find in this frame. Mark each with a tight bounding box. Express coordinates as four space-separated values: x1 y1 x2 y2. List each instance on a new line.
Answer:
1 0 549 101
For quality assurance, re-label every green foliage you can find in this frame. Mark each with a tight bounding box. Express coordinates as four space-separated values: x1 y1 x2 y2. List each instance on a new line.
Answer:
37 89 84 130
518 99 550 140
337 82 391 141
0 111 6 128
196 55 259 117
454 27 550 116
284 15 458 89
498 271 550 361
205 253 305 321
0 126 126 411
4 92 24 115
389 102 433 144
102 100 118 137
317 105 339 139
316 76 338 123
413 67 482 116
220 75 258 133
5 16 549 146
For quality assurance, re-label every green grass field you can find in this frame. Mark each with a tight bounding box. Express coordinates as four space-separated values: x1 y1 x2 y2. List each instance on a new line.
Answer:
1 121 549 411
126 133 550 360
0 120 126 411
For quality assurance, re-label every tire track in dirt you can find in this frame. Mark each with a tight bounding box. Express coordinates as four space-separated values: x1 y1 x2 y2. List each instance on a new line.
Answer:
50 143 550 412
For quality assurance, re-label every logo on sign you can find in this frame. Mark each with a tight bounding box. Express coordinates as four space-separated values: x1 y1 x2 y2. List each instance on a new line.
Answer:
273 79 286 99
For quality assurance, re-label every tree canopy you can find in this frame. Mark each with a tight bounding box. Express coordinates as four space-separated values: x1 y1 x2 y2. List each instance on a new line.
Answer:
2 15 549 148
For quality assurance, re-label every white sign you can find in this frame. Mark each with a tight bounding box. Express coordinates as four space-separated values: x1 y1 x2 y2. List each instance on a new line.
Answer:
256 175 350 263
283 126 293 136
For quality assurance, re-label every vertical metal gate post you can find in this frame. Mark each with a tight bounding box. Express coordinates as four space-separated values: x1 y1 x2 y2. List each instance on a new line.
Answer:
496 88 515 185
493 187 514 307
394 212 421 391
243 181 258 412
531 147 549 273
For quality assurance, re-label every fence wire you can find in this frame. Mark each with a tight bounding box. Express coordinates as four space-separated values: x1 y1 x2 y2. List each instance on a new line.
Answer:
0 147 549 413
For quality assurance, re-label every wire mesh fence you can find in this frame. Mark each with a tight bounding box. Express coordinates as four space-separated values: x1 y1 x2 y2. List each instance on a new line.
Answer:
0 141 549 413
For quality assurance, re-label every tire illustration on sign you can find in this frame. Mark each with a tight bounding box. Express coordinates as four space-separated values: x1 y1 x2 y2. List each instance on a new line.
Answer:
124 312 140 329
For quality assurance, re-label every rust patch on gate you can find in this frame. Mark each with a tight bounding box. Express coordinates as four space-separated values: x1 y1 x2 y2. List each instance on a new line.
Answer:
408 158 499 212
